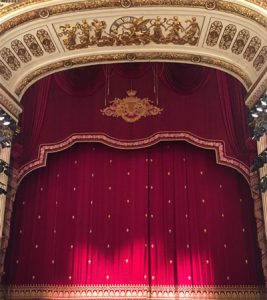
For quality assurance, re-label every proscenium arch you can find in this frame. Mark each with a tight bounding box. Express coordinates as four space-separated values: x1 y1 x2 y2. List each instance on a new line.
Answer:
0 1 267 291
0 0 266 120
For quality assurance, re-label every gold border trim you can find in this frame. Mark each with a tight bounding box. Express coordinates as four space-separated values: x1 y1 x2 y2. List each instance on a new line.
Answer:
14 52 252 96
0 1 266 31
17 131 250 184
245 0 267 10
4 284 267 299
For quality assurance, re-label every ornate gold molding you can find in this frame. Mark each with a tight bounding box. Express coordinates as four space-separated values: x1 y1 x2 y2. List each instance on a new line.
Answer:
0 1 266 37
245 0 267 10
14 52 252 96
246 76 267 109
0 90 22 120
4 284 267 299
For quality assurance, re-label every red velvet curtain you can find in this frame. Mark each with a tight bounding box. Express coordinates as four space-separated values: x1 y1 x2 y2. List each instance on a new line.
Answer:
5 141 264 286
12 76 52 167
12 63 252 179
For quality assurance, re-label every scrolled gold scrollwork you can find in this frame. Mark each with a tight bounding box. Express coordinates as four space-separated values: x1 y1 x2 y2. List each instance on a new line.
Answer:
101 89 163 123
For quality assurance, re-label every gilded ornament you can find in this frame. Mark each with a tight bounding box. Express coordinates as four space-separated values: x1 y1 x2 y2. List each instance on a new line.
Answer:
121 0 132 8
231 29 250 55
243 36 261 62
14 52 253 96
205 0 216 10
246 78 267 109
36 29 56 53
0 92 21 119
0 60 12 81
0 47 20 71
0 0 266 37
11 40 32 63
23 34 43 57
101 89 163 123
63 60 73 68
57 16 202 50
191 55 201 63
253 46 267 71
39 9 49 19
126 53 136 61
5 284 267 299
219 24 236 50
206 21 223 47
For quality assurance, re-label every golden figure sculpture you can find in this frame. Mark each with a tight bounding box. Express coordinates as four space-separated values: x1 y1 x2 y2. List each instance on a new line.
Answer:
91 19 108 44
57 16 201 50
166 16 184 43
77 20 92 46
183 17 201 45
150 16 167 43
58 24 77 49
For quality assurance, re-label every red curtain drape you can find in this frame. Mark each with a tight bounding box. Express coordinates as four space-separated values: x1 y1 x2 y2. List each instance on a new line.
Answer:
12 76 51 168
12 63 252 180
5 141 264 286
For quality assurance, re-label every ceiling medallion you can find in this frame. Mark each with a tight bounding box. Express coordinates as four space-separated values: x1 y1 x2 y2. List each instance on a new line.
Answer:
101 89 163 123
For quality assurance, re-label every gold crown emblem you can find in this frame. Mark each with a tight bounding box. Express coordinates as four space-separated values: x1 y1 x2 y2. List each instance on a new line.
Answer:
126 89 137 97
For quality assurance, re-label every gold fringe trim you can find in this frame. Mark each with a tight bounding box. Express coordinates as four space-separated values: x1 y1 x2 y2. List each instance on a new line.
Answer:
2 284 267 299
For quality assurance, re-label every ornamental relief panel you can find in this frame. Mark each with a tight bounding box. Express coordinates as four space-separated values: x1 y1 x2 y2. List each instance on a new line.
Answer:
231 29 250 55
205 20 266 71
243 36 261 62
254 47 267 72
54 16 204 50
0 28 57 81
206 21 223 47
0 47 20 71
219 24 236 50
11 40 32 64
0 60 12 81
23 34 44 57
